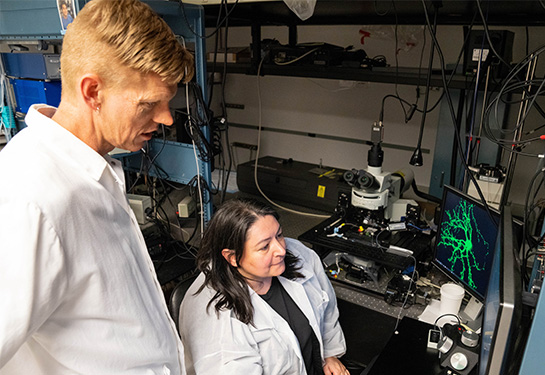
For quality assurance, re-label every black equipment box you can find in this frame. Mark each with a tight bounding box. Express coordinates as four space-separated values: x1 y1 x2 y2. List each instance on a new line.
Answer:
265 42 346 67
463 30 514 78
236 156 350 212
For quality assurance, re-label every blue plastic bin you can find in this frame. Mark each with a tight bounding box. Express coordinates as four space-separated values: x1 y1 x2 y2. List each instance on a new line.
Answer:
1 53 61 80
10 79 61 114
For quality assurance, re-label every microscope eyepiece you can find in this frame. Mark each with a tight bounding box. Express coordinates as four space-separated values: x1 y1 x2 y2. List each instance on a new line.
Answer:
357 171 379 190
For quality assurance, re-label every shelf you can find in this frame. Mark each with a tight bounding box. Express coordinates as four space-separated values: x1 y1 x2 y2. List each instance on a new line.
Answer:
203 0 529 90
202 0 545 27
0 0 86 40
207 62 485 90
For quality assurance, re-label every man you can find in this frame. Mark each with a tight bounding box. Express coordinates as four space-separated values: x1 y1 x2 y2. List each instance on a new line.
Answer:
59 1 73 30
0 0 194 373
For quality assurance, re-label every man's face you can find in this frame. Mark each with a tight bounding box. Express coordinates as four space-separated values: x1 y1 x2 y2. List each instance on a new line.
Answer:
61 4 68 17
98 71 177 153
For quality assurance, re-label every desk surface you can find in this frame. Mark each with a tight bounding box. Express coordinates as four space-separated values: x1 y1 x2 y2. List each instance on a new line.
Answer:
362 317 443 375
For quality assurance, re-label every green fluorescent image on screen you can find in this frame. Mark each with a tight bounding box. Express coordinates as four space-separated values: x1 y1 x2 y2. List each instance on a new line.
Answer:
433 186 499 301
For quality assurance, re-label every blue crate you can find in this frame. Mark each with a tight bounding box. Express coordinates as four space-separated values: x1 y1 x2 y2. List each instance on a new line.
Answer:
10 79 61 114
1 53 61 80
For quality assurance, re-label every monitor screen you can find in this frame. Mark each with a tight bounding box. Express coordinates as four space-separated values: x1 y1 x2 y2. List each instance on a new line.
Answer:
433 185 500 301
479 205 524 375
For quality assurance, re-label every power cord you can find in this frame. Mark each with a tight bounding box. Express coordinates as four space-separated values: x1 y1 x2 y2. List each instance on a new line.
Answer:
392 255 418 333
254 55 330 219
177 0 241 40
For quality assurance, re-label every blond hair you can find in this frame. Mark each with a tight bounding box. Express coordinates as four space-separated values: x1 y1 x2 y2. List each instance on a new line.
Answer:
60 0 194 97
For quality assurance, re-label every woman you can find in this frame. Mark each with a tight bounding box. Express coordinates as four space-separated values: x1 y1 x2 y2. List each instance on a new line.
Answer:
180 199 349 375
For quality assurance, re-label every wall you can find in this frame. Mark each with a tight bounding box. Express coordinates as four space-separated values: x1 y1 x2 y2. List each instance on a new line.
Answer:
206 21 545 211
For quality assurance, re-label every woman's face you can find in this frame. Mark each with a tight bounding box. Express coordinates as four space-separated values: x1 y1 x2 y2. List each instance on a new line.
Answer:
237 215 286 284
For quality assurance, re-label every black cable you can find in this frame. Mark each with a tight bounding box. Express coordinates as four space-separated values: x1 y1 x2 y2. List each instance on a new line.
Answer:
475 0 511 71
206 1 226 105
142 148 172 182
415 24 426 106
522 168 545 282
411 0 440 166
217 8 233 205
184 0 236 208
220 125 233 204
411 179 441 204
525 27 530 57
481 46 545 158
187 174 214 204
369 1 421 123
219 3 229 120
178 214 201 247
185 117 214 162
140 173 201 261
477 1 545 130
127 155 147 194
416 14 478 116
420 0 497 226
177 0 240 40
140 152 203 254
433 313 462 328
130 127 170 195
392 255 418 331
181 82 216 162
145 124 168 171
379 94 414 123
132 137 205 264
458 62 493 189
390 0 410 120
184 0 234 204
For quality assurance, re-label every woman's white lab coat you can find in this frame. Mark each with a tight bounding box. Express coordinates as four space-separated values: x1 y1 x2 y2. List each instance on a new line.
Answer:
179 238 346 375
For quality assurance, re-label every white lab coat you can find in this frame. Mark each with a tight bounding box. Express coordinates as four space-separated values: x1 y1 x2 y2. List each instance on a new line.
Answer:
179 238 346 375
0 105 184 374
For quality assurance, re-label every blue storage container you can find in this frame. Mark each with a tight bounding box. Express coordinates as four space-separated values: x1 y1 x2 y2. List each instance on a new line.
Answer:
10 79 61 114
1 53 61 80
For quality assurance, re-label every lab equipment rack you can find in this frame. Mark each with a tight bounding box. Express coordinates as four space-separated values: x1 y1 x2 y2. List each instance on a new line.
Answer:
0 0 213 224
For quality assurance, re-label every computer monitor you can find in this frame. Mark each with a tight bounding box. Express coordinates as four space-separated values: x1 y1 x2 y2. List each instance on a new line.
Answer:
433 185 499 301
479 205 526 375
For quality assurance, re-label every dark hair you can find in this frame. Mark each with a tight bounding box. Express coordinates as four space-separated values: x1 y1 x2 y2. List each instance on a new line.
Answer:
196 198 303 324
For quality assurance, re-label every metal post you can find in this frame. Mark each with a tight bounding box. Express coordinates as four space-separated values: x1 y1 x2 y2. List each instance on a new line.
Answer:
462 63 491 192
499 53 538 208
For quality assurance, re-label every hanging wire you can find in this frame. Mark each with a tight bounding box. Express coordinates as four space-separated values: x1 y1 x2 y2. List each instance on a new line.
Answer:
177 0 240 40
482 45 545 157
420 0 498 226
253 56 329 219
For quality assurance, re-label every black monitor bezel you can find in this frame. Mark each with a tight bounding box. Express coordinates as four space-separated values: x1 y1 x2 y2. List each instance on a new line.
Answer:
479 205 524 375
432 185 500 302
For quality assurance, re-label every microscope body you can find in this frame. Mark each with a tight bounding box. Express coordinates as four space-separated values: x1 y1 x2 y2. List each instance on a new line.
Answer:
344 165 411 222
342 121 412 222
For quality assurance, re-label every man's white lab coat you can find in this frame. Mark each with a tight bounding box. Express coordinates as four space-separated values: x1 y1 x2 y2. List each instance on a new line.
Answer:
0 105 184 374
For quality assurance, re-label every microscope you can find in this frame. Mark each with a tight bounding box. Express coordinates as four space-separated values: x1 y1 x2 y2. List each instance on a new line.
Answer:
342 121 414 225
